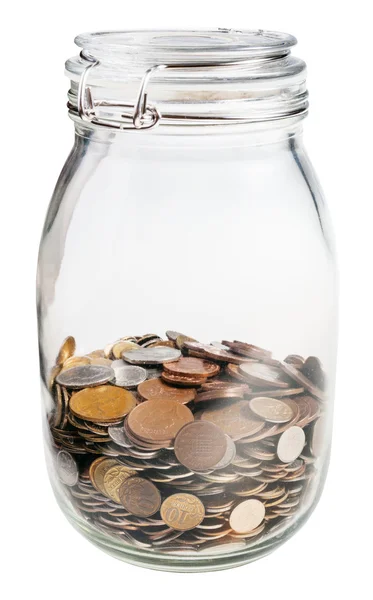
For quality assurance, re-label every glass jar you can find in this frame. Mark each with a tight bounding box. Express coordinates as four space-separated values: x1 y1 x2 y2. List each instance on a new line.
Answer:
37 29 337 572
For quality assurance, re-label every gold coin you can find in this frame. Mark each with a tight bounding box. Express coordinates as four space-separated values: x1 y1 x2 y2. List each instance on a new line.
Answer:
103 464 137 503
89 458 119 496
229 499 266 533
61 356 90 371
88 357 113 367
70 385 136 423
160 493 205 531
49 364 61 390
56 336 76 366
85 350 105 358
112 341 140 359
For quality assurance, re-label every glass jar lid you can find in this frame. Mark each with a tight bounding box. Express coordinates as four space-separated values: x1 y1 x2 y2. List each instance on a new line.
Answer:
66 29 308 130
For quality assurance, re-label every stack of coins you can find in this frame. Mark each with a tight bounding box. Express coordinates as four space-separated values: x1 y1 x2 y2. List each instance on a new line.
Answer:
48 332 327 552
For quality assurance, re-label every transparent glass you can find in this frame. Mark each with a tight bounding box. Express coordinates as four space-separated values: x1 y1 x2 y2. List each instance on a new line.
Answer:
37 30 337 572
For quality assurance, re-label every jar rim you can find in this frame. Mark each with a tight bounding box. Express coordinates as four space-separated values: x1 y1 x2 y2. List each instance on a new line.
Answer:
74 29 297 62
66 29 308 131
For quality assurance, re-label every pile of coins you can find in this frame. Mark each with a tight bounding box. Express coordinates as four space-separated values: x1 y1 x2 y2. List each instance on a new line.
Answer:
47 331 326 553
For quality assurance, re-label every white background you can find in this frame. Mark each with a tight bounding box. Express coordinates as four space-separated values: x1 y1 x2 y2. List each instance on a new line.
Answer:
2 1 372 598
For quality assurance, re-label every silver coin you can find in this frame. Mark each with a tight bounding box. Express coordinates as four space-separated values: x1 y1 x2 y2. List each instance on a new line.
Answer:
56 365 114 388
277 426 306 463
166 330 183 341
108 426 133 448
213 435 236 470
111 360 147 388
146 367 163 380
210 342 230 351
56 450 79 486
122 347 181 365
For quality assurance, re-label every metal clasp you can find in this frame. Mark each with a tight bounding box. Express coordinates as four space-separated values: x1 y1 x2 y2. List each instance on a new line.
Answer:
77 55 165 130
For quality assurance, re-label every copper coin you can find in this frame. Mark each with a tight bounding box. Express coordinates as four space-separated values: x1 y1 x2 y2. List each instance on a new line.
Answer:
103 464 137 503
200 400 265 440
56 336 76 366
280 362 326 401
160 494 205 531
284 354 305 368
137 378 196 404
119 477 161 516
164 357 220 378
161 371 206 387
301 356 325 389
174 421 227 471
195 387 247 404
56 365 115 388
238 362 290 388
127 399 194 442
70 385 136 423
229 499 266 533
226 363 255 383
277 426 306 463
223 340 271 360
122 347 181 365
249 397 294 423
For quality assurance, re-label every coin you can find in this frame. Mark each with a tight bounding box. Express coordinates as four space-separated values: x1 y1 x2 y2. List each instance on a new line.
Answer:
127 399 194 442
56 336 76 366
70 385 136 423
223 340 271 360
122 347 181 365
119 477 161 516
284 354 305 368
164 357 220 378
110 361 147 388
103 464 137 503
56 450 79 486
200 400 265 440
61 356 90 371
301 356 325 389
195 387 247 404
112 341 140 359
310 418 326 457
161 371 206 387
213 435 236 470
174 422 227 471
277 426 306 463
56 365 115 388
137 378 196 404
238 363 290 388
89 458 119 495
160 494 205 531
249 397 294 424
108 426 133 448
166 330 183 341
229 499 266 533
280 362 326 401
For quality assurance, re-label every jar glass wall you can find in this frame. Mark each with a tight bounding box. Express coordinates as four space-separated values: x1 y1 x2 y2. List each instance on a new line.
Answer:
37 30 337 572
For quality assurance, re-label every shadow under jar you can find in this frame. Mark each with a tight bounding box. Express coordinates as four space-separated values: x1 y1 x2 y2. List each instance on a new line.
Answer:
37 29 337 572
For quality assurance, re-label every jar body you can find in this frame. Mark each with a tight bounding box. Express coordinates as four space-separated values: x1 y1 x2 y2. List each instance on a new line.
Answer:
38 120 337 571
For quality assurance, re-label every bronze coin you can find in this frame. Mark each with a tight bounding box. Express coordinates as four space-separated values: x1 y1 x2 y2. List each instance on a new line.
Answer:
174 421 227 471
280 362 326 401
223 340 271 360
238 362 290 388
184 342 256 365
70 385 136 423
137 378 196 404
119 477 161 516
160 494 205 531
301 356 325 389
164 357 220 378
89 458 119 496
103 464 137 503
127 399 194 442
161 371 206 387
56 336 76 366
200 400 265 440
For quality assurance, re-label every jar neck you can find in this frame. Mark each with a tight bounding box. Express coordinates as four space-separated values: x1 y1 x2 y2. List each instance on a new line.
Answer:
73 116 305 151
